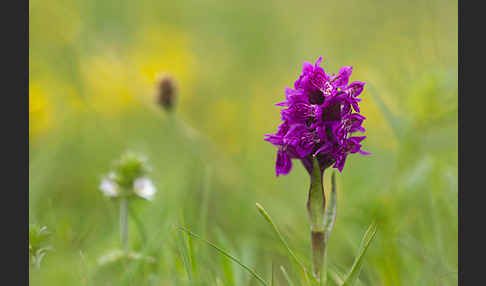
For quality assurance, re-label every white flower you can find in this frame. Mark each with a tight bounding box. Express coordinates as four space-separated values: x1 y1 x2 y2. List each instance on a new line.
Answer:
133 177 157 201
99 172 119 197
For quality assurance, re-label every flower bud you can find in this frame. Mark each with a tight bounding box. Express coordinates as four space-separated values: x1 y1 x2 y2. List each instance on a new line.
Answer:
99 151 157 201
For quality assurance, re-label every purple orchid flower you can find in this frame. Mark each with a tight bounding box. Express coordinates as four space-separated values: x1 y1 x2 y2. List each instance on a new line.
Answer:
265 57 370 176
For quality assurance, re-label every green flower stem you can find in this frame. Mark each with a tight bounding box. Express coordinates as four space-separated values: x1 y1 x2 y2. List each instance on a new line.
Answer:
306 157 326 279
321 172 337 285
120 198 129 251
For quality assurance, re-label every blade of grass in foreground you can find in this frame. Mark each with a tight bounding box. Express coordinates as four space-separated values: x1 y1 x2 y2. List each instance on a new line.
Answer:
178 226 269 286
255 203 312 285
280 266 296 286
177 214 193 280
176 231 193 281
341 223 377 286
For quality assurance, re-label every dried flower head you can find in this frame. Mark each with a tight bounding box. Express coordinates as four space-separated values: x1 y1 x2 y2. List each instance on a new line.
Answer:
265 57 370 176
155 73 178 111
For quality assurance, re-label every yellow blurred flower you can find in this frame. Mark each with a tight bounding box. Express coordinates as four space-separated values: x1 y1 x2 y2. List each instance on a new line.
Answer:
81 54 138 116
30 0 81 46
29 83 53 140
79 26 196 116
128 26 196 107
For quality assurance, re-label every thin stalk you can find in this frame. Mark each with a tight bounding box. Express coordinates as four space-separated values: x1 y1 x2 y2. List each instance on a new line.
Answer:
128 204 147 244
306 157 326 279
120 198 129 252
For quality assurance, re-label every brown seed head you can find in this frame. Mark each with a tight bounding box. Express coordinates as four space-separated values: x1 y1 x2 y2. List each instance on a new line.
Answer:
155 73 177 111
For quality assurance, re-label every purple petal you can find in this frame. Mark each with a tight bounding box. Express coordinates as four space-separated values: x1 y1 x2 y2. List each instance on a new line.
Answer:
276 149 292 176
350 136 367 143
264 134 284 146
302 62 314 73
333 66 353 88
347 81 365 97
359 150 371 155
314 143 332 156
334 155 347 172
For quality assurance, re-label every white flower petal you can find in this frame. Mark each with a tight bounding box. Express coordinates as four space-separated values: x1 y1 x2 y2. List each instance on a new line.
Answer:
133 178 157 201
99 177 119 197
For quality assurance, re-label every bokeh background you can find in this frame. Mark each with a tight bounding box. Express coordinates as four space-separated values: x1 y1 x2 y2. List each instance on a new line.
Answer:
29 0 458 285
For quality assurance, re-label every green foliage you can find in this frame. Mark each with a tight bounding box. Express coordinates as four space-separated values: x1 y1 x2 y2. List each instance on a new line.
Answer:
341 223 378 286
29 224 52 269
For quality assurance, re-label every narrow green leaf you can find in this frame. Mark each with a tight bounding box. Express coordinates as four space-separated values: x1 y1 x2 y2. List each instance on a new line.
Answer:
255 202 312 284
221 251 236 286
323 172 337 243
280 266 296 286
214 228 236 285
187 232 199 278
328 266 345 286
178 226 268 286
341 223 378 286
319 171 338 286
177 212 193 280
176 231 193 280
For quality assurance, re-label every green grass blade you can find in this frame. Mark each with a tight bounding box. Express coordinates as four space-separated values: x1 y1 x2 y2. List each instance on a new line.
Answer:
177 213 193 280
187 232 199 278
255 202 312 284
328 266 345 286
177 231 193 280
280 266 296 286
341 223 378 286
221 252 236 286
178 226 269 286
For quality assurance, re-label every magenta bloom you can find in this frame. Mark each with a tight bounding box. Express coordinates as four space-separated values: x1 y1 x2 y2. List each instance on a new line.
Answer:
265 57 369 176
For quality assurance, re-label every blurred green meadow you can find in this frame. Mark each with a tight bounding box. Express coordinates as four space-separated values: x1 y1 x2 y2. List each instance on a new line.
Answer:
29 0 458 285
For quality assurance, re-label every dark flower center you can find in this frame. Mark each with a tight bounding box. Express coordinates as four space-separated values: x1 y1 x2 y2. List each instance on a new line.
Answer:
308 89 324 105
321 103 341 122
